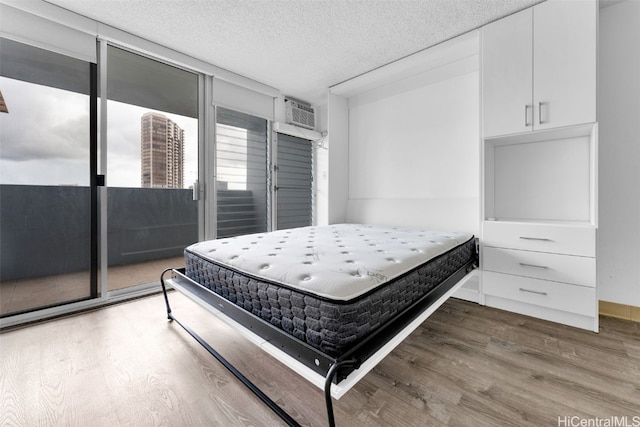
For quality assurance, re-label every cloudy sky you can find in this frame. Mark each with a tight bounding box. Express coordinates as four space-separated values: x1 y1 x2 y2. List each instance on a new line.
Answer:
0 77 198 188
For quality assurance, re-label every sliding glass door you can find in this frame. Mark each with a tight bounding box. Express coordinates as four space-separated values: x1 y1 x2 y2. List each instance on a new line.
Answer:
0 37 312 321
106 46 199 292
0 38 97 316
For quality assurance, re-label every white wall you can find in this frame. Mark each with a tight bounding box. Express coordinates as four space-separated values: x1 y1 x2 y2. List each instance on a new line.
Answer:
597 0 640 306
343 52 480 235
313 102 330 225
326 93 349 224
347 70 480 233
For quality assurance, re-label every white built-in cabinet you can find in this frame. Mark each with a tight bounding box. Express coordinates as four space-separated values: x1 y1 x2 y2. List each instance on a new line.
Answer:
481 0 598 332
482 0 597 138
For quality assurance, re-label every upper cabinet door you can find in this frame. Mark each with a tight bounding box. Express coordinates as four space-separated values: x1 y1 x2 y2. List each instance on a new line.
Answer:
482 8 533 138
533 0 597 130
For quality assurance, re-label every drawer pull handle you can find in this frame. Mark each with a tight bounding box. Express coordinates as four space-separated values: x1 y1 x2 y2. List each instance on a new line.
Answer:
519 262 549 269
519 236 553 242
519 288 548 296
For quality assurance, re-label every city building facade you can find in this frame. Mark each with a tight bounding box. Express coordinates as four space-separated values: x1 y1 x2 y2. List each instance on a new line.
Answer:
141 112 184 188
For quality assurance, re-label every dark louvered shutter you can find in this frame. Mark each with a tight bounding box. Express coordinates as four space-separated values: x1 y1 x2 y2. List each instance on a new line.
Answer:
275 134 312 230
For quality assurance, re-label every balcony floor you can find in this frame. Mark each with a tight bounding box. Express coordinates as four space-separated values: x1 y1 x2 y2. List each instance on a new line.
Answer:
0 256 184 317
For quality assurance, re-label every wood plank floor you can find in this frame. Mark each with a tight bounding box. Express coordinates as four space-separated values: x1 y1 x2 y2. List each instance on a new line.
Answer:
1 292 639 427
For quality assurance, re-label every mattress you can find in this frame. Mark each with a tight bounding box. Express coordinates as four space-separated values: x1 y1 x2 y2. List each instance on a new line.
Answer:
184 224 475 356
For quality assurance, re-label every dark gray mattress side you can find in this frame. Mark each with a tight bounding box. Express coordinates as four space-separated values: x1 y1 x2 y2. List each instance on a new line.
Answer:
184 237 475 357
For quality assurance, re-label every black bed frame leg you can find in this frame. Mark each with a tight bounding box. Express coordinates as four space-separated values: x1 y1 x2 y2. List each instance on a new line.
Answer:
162 268 363 427
160 268 174 321
324 359 360 427
160 268 302 427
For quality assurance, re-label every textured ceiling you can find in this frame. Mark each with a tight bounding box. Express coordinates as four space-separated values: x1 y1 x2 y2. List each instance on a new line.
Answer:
44 0 544 105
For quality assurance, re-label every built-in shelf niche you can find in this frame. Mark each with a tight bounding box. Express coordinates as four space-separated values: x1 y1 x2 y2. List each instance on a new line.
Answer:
483 123 597 226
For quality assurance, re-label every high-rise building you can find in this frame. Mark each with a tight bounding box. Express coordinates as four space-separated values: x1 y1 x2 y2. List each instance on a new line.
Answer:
141 112 184 188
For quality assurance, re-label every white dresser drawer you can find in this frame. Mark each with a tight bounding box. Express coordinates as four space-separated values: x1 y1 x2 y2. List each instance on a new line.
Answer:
483 247 596 287
483 271 596 317
483 221 595 256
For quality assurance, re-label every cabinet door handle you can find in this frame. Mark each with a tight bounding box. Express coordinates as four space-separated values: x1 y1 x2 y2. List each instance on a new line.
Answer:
524 105 531 127
519 288 548 296
519 236 553 242
538 102 544 124
519 262 549 269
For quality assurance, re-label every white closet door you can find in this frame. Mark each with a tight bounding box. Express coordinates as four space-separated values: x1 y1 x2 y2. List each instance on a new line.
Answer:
533 0 597 130
482 8 532 138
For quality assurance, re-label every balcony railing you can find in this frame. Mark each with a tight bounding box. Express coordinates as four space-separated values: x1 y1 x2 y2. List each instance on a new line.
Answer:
0 184 198 282
0 184 267 317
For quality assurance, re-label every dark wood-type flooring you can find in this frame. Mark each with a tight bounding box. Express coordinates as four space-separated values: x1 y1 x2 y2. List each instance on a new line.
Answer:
1 292 638 426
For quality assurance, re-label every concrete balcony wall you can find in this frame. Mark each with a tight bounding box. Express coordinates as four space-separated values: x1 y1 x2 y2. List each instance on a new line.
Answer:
107 187 198 266
1 185 91 282
0 185 197 281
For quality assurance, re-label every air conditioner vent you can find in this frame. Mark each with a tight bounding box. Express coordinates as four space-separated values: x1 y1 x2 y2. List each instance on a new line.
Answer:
285 99 315 130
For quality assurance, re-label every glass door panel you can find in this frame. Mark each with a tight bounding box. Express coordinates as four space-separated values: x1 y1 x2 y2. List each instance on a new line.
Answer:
215 107 268 238
0 38 95 316
106 46 199 292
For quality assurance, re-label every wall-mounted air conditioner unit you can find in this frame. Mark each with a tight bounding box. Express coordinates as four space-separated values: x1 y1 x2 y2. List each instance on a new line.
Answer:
285 98 315 130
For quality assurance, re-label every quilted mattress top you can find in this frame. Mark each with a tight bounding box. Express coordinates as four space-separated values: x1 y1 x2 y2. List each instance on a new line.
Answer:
185 224 473 301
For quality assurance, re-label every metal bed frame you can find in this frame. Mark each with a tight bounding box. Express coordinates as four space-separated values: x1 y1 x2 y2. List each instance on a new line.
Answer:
160 258 476 427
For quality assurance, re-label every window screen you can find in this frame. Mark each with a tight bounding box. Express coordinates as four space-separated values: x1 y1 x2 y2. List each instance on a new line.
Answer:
104 45 199 291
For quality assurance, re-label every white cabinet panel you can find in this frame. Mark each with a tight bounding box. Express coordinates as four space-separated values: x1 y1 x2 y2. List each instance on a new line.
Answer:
533 0 597 130
482 8 532 138
483 272 596 317
483 247 596 287
481 0 597 137
480 0 598 332
483 221 596 257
